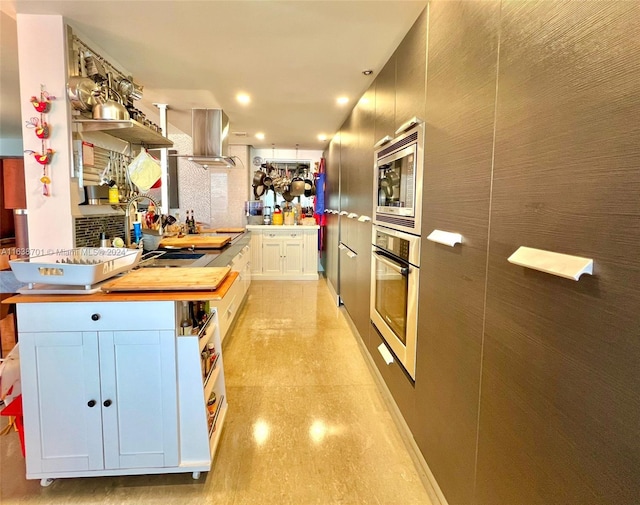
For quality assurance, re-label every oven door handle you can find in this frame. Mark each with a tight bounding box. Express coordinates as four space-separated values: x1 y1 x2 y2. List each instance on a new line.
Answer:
373 251 409 276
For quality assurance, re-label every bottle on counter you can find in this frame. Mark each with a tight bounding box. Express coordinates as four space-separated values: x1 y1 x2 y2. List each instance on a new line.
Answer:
180 301 193 335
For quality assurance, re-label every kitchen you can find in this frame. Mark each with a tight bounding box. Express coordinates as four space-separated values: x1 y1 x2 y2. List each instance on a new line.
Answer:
2 1 640 505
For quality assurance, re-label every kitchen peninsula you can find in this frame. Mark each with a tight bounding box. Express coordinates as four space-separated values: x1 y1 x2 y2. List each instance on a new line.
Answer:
3 232 251 486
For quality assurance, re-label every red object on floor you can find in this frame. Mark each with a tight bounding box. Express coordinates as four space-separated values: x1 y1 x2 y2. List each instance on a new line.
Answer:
1 394 25 457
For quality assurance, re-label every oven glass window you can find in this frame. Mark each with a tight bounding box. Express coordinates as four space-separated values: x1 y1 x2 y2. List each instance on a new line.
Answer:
374 256 408 345
377 152 415 212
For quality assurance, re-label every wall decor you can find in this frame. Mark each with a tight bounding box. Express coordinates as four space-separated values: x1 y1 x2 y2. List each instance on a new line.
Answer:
24 85 56 196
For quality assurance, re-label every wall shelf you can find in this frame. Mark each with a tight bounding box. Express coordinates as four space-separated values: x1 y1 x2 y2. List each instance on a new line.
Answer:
73 119 173 148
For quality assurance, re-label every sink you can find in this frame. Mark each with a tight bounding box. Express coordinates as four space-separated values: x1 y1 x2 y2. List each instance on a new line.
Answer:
139 250 217 268
158 252 204 260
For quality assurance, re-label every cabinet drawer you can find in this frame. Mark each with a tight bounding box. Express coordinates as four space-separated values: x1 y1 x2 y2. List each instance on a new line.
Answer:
262 230 303 241
17 301 175 332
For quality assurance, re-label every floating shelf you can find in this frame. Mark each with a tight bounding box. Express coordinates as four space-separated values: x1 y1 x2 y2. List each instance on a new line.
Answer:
427 229 462 247
73 119 173 148
507 246 594 281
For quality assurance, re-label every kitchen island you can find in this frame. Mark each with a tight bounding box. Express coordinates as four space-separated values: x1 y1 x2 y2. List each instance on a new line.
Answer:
3 237 251 486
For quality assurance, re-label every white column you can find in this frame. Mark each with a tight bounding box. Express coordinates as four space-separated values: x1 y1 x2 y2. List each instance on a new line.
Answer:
16 14 74 251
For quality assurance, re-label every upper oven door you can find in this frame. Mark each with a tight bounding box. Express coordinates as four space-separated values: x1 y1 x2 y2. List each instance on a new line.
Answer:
373 123 424 235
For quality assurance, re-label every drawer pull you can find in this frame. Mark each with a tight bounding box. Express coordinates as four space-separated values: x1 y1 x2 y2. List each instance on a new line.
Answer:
427 229 462 247
87 400 96 408
91 313 101 321
347 213 358 219
377 343 394 365
357 215 371 222
508 246 594 281
103 399 112 407
339 211 348 216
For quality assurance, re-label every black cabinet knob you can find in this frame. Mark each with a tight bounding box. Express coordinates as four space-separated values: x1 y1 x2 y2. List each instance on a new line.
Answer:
87 400 96 408
103 399 112 407
91 313 100 321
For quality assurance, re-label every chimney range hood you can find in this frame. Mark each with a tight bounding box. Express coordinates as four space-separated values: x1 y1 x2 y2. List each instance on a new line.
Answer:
173 109 236 168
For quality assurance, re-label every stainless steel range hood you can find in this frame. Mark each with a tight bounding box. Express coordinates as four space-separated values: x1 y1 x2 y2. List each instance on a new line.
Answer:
174 109 235 168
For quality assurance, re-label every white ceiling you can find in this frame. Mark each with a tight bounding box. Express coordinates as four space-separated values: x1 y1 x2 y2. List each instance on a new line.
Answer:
0 0 425 151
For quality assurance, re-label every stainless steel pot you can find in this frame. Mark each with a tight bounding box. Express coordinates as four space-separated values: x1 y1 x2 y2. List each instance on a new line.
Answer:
67 76 99 112
92 89 130 121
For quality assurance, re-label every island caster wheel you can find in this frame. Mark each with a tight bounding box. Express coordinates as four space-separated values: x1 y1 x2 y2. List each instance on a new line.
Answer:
40 478 54 487
192 471 201 480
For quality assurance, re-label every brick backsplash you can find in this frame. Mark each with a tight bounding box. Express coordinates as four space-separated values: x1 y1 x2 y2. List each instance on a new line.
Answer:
74 215 125 247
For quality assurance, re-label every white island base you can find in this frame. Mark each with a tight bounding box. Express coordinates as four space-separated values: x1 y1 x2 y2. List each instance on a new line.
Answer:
10 284 235 486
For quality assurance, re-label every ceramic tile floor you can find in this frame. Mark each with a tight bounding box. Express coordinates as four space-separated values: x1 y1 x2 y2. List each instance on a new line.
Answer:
0 279 434 505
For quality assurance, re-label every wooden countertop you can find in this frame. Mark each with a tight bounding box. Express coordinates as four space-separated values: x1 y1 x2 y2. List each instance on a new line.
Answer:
3 271 239 304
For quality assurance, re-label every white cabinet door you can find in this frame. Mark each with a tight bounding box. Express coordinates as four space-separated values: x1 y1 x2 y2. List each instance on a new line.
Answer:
250 232 262 274
99 330 178 470
20 329 178 476
262 241 283 274
282 239 304 275
303 229 319 275
20 332 104 475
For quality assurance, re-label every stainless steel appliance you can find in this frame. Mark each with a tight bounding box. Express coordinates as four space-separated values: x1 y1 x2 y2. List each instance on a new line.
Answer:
370 225 420 380
373 122 424 235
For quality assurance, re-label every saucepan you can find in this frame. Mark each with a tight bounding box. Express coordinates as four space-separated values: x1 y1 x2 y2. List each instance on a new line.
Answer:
67 76 99 112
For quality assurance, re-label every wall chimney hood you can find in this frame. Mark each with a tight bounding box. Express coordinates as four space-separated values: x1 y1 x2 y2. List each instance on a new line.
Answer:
174 109 235 168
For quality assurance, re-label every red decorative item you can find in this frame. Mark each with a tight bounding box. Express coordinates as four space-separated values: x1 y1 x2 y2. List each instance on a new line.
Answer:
24 86 56 196
35 122 50 139
30 96 51 113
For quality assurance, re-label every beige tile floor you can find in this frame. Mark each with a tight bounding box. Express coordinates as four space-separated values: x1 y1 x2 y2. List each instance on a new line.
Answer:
0 279 433 505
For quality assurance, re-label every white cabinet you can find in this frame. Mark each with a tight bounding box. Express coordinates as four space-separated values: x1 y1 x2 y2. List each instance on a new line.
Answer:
247 225 319 280
207 243 251 343
16 299 227 484
18 301 178 481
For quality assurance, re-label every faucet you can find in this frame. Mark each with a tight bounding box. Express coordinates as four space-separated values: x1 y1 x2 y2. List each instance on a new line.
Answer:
124 194 160 247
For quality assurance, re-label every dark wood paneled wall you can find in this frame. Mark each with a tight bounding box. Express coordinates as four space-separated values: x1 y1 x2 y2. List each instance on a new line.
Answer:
324 1 640 504
415 2 500 504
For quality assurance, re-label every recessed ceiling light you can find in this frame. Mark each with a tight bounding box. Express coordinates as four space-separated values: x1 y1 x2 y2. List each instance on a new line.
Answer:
317 134 327 141
236 93 251 105
337 96 349 105
255 132 265 140
362 69 373 75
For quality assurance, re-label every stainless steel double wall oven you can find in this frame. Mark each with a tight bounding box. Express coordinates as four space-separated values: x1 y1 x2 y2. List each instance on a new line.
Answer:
371 121 424 380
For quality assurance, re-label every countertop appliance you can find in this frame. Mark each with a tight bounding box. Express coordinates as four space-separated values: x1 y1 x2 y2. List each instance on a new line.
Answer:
373 122 424 235
370 225 420 380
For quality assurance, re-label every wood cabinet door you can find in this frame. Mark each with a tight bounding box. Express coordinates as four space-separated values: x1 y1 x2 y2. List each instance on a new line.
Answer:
20 331 104 475
411 2 501 504
476 2 640 504
374 56 396 144
99 330 178 470
394 7 427 131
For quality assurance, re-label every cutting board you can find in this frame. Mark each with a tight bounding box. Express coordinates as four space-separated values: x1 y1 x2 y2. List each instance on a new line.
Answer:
215 227 246 233
159 235 231 249
101 267 231 292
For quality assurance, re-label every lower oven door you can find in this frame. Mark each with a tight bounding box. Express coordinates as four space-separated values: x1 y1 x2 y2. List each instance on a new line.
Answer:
370 248 419 379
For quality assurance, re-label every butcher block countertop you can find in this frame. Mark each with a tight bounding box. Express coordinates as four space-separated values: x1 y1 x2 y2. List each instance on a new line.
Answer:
3 271 239 304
